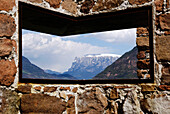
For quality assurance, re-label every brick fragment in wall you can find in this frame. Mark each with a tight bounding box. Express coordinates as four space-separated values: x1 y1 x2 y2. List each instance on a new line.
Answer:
140 95 170 113
165 31 170 35
167 0 170 8
45 0 62 8
154 0 164 12
156 36 170 61
61 0 77 14
137 60 150 69
158 85 170 90
137 51 146 59
136 37 149 47
0 39 13 57
43 87 57 92
161 63 170 85
110 88 119 99
0 0 15 12
159 13 170 30
77 88 108 113
21 94 66 113
0 88 20 114
129 0 152 5
60 86 71 91
0 14 16 37
28 0 43 3
137 27 149 37
92 0 124 12
155 15 159 30
72 87 78 93
0 59 17 86
17 85 32 94
80 0 95 14
34 86 41 91
141 85 155 92
137 70 148 78
67 95 75 114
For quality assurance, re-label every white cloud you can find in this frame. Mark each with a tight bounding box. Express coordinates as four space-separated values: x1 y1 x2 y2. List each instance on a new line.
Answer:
22 33 109 72
60 28 136 44
88 28 136 43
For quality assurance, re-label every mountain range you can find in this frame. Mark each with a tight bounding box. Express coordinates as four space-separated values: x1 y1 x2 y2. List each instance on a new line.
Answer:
22 46 138 80
64 54 120 79
22 56 76 80
94 47 138 79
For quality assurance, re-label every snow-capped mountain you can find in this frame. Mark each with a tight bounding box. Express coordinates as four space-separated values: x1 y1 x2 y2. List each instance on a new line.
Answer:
64 54 121 79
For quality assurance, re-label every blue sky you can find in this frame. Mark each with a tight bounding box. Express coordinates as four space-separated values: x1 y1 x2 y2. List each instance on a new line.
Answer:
22 28 136 72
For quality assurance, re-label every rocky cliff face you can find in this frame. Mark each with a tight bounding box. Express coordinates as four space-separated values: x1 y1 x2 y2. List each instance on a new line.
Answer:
65 54 120 79
94 47 138 79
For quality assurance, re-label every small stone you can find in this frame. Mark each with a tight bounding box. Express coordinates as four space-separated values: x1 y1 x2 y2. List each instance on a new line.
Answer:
21 94 66 113
137 27 149 37
141 85 155 92
96 88 108 108
43 87 57 92
92 0 105 12
158 85 170 91
140 99 151 113
129 0 152 5
60 86 71 91
60 91 67 99
0 59 17 86
165 31 170 35
161 63 170 85
45 0 62 8
17 85 32 94
136 37 149 47
67 108 76 114
0 88 20 113
162 64 170 76
34 86 41 91
77 89 106 113
67 95 75 107
110 88 119 99
154 0 164 12
28 0 43 3
72 87 77 93
141 95 170 113
92 0 124 12
12 40 17 54
67 95 75 114
156 36 170 61
145 74 150 78
167 0 170 8
80 0 95 14
0 39 13 56
0 14 16 37
61 0 77 14
0 0 15 12
137 60 150 69
137 51 146 59
137 70 148 78
159 13 170 30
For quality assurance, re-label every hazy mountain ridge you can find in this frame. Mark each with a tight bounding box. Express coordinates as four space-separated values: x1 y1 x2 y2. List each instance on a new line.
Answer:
65 54 120 79
22 56 76 80
94 47 138 79
44 69 61 75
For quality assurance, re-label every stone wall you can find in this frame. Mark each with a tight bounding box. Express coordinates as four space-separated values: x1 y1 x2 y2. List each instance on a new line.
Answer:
0 0 170 113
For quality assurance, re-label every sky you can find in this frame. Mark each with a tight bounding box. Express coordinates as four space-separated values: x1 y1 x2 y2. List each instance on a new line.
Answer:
22 28 136 72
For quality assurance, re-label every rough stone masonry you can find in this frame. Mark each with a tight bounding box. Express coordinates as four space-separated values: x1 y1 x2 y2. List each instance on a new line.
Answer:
0 0 170 114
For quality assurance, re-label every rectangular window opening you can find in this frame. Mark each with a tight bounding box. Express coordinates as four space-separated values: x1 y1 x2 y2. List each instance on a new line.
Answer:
19 2 154 84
